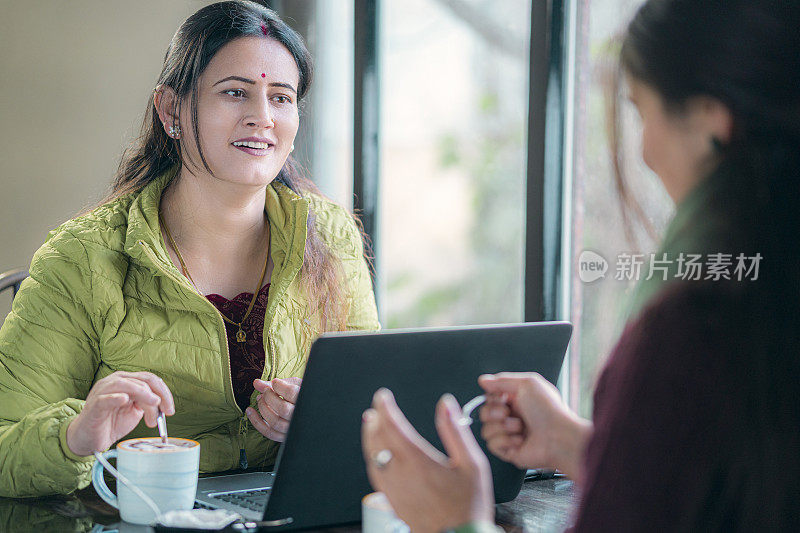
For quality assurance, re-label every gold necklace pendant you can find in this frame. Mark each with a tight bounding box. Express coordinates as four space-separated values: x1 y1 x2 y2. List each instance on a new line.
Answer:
159 211 269 347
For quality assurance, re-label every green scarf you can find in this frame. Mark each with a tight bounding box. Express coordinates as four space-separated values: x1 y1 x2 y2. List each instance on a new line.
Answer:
624 167 731 320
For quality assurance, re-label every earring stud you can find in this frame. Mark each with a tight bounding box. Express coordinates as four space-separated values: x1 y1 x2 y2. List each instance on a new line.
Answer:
168 124 181 138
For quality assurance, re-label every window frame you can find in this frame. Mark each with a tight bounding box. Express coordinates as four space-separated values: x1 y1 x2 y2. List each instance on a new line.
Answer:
278 0 574 395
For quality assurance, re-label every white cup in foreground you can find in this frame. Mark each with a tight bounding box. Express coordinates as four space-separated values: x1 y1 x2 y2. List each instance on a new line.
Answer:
92 437 200 525
362 492 410 533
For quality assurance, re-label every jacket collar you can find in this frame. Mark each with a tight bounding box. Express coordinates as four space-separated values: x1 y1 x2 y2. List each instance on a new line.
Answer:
123 167 310 280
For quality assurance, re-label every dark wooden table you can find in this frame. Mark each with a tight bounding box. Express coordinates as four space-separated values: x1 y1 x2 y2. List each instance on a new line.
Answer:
0 478 575 532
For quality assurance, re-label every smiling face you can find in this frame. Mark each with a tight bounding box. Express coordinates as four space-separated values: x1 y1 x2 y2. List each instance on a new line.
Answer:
178 36 300 187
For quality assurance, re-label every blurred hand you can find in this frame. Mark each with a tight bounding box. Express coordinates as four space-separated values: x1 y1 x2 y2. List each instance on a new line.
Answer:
479 372 592 482
246 377 302 442
66 371 175 457
361 389 495 533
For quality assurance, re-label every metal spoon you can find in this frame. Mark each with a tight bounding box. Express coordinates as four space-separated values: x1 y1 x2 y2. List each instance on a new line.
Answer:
156 408 168 444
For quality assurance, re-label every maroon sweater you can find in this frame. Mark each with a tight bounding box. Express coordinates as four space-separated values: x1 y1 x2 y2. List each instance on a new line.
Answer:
573 283 800 531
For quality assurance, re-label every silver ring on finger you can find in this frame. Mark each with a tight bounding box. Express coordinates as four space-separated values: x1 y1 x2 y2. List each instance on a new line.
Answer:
371 449 393 469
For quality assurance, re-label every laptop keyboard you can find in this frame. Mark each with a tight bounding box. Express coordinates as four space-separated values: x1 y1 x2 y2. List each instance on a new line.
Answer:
208 488 271 512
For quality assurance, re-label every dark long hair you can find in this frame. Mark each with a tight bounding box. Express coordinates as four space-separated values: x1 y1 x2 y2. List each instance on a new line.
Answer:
613 0 800 528
106 0 351 331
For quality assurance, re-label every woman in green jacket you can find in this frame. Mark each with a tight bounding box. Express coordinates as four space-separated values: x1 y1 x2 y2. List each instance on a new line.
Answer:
0 0 378 497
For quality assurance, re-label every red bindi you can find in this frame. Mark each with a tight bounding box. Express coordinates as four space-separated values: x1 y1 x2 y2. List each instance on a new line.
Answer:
261 73 266 78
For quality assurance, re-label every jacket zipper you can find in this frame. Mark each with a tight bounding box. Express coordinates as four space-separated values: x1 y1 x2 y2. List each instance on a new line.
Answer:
238 417 249 470
138 242 248 469
269 335 278 381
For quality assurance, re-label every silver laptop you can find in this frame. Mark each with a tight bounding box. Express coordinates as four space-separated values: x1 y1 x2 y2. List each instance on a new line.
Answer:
195 471 275 520
192 322 572 529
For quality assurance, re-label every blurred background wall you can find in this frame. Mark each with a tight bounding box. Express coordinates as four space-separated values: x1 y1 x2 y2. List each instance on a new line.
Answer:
0 1 219 315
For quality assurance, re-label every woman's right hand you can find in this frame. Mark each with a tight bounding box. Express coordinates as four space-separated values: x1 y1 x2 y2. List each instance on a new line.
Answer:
478 372 593 483
361 389 495 533
65 371 175 457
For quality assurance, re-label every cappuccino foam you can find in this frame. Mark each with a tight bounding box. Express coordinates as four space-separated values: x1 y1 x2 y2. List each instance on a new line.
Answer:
119 437 198 452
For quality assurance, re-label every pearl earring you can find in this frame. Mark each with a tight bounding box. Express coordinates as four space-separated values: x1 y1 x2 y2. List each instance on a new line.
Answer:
168 124 181 138
290 143 295 152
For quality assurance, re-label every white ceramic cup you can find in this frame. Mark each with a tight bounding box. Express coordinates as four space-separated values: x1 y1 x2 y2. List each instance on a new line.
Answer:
91 437 200 525
362 492 410 533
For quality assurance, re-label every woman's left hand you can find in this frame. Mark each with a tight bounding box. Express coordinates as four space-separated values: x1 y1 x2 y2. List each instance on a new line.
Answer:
246 377 302 442
361 389 495 533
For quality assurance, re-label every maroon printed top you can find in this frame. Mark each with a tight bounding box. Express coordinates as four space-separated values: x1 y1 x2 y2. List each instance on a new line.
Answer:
206 283 270 413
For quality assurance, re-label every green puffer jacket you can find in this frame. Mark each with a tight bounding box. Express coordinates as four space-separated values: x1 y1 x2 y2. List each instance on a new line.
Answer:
0 168 379 497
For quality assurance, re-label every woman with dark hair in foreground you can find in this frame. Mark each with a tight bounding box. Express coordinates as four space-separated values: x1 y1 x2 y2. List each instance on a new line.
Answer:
0 0 378 497
362 0 800 530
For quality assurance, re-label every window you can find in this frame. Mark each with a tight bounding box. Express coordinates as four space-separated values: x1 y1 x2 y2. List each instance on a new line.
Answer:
275 0 356 209
267 0 676 416
378 0 531 328
562 0 674 416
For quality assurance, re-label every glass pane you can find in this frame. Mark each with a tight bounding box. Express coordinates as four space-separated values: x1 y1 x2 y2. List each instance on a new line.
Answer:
279 0 355 209
379 0 530 328
565 0 674 417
